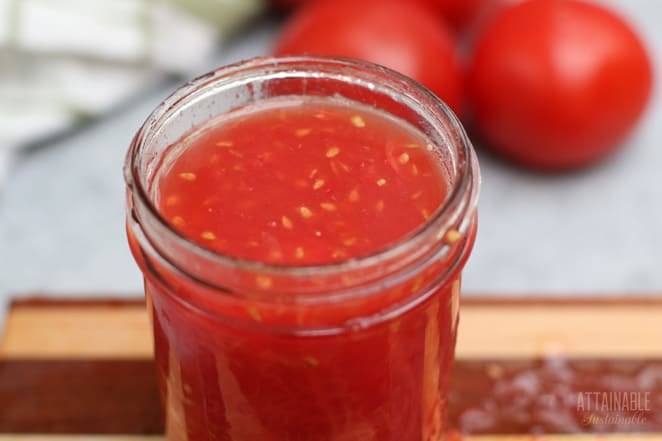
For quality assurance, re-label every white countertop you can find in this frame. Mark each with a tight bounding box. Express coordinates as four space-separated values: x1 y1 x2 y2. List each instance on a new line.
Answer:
1 0 661 306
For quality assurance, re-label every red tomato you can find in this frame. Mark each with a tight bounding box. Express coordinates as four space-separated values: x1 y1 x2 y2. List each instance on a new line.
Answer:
468 0 653 170
274 0 464 115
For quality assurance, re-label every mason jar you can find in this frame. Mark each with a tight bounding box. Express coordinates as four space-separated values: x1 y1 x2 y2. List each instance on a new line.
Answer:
124 56 480 441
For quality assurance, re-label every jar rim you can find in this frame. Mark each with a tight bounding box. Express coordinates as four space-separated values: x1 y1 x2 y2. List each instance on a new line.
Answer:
124 55 479 282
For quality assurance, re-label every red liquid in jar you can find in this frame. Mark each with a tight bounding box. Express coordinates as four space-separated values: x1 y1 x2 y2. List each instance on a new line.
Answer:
143 97 468 441
157 99 447 264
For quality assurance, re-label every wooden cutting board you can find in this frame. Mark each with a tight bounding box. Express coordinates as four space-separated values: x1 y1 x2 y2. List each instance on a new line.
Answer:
1 296 661 441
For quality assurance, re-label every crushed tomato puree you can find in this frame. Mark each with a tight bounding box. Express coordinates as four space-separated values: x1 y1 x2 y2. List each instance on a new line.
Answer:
139 97 466 441
157 98 448 264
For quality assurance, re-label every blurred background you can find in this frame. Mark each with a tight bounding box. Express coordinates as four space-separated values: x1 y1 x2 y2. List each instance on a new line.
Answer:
0 0 659 319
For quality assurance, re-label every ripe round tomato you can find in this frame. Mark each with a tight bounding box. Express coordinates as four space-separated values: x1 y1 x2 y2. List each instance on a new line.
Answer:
274 0 464 115
468 0 653 170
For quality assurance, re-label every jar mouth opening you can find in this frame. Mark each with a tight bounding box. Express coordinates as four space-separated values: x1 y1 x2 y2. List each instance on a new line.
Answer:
125 56 479 280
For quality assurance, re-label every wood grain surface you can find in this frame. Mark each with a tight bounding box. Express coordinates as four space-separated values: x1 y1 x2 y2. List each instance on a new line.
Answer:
3 297 662 358
1 297 661 439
